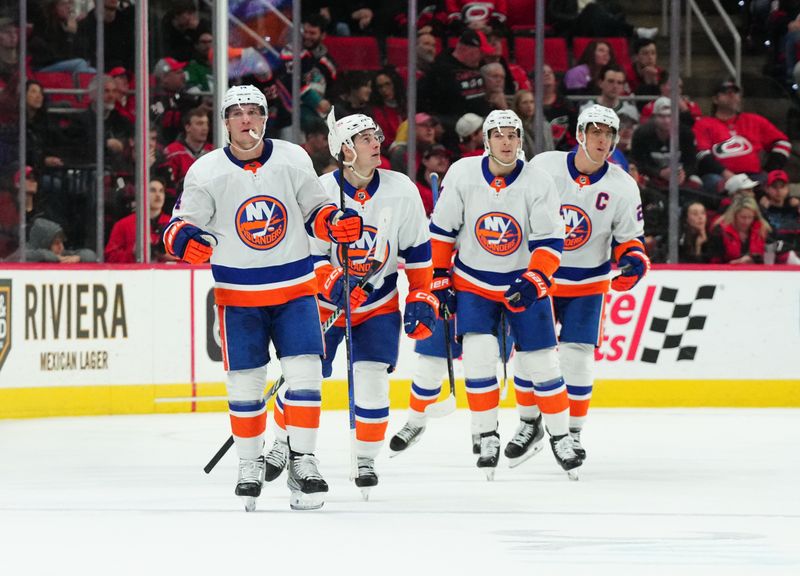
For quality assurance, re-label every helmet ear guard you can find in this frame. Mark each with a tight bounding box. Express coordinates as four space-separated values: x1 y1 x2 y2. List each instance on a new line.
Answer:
482 109 525 163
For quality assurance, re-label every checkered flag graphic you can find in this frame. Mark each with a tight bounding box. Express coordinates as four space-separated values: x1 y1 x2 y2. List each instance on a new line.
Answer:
640 285 716 363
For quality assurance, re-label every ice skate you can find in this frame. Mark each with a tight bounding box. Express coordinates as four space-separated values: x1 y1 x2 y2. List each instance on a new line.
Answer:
287 452 328 510
389 422 425 457
354 456 378 500
570 428 586 461
476 431 501 481
471 433 480 455
264 438 289 481
549 434 582 481
235 456 265 512
504 414 545 468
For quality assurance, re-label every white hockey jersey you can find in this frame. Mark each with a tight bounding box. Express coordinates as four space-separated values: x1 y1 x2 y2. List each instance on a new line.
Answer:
530 151 645 296
314 168 433 325
167 140 336 306
430 156 564 301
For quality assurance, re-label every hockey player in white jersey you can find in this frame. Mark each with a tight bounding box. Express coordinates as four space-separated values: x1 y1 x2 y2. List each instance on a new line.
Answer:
427 109 581 480
266 110 437 499
529 104 650 462
164 85 363 511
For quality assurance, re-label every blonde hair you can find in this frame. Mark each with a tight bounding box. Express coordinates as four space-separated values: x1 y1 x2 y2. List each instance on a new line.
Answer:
715 195 772 239
512 89 534 120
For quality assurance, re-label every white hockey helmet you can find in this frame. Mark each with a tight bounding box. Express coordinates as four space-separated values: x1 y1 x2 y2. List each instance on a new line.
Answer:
220 84 268 119
482 109 524 161
326 107 383 158
576 104 620 144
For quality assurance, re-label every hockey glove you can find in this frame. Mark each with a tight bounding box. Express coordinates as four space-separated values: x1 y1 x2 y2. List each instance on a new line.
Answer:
611 250 651 292
326 208 363 244
504 269 551 312
164 220 215 264
320 267 369 311
403 290 439 340
431 268 457 316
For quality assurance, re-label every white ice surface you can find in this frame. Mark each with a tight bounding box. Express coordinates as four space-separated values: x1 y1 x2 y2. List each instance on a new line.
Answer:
1 408 798 576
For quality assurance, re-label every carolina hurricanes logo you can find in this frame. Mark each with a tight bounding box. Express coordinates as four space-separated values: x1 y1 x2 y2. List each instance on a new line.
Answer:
337 225 390 276
713 135 753 159
475 212 522 256
235 195 288 250
561 204 592 250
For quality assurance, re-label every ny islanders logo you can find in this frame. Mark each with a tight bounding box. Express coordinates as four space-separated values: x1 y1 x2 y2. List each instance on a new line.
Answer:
337 225 390 276
561 204 592 250
475 212 522 255
235 196 287 250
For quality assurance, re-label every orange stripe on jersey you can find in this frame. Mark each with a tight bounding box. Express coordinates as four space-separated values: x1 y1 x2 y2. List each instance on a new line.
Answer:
613 238 645 261
514 388 537 408
409 395 439 413
552 279 610 297
324 297 400 327
315 263 335 292
313 205 337 240
405 266 433 293
569 398 591 419
529 249 561 280
453 274 506 303
285 404 320 429
214 278 318 307
534 390 569 414
431 238 455 270
163 220 187 255
356 421 388 443
467 388 500 412
230 413 266 438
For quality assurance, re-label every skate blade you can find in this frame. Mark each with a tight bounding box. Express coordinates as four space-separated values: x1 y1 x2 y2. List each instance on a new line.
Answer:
567 469 580 481
290 490 325 510
241 496 257 512
483 468 496 481
506 441 545 469
360 487 371 501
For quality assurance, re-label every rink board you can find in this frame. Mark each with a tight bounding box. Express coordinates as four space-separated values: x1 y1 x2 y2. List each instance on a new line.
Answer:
0 264 798 418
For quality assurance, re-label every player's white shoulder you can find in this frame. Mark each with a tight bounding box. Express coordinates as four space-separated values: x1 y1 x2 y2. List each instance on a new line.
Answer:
375 168 418 197
529 150 567 171
447 155 484 181
269 139 315 170
184 147 227 182
605 162 641 198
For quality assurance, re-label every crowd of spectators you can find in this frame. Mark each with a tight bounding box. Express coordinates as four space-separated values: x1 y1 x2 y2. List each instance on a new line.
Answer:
0 0 798 266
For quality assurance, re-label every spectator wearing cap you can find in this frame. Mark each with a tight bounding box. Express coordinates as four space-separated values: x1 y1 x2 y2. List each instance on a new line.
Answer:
28 0 95 74
164 107 213 202
708 195 772 264
640 71 701 126
418 29 494 131
512 90 553 159
415 144 452 216
579 64 639 125
370 68 406 153
109 67 135 123
693 79 791 196
631 96 698 189
158 0 204 63
389 112 439 174
759 169 800 263
77 0 135 71
151 57 203 144
455 112 484 158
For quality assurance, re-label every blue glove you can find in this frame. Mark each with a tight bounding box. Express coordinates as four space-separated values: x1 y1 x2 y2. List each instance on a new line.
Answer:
503 269 551 312
611 250 651 291
431 268 457 316
403 291 439 340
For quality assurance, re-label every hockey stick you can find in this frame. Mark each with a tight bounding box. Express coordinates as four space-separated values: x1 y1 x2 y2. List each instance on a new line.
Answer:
202 210 391 474
499 309 509 401
424 306 456 418
430 172 440 206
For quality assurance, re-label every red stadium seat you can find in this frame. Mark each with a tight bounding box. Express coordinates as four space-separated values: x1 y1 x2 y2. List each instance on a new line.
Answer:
571 37 632 72
386 37 409 68
32 71 80 108
323 36 381 71
506 0 535 33
513 37 569 74
76 72 97 108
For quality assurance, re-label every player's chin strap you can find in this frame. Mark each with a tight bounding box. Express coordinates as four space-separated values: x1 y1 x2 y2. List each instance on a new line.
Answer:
488 153 518 168
228 123 267 154
579 123 616 166
343 145 376 181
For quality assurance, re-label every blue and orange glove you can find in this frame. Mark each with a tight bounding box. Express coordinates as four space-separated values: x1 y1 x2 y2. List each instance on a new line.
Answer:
431 268 457 316
503 269 551 312
403 290 439 340
611 250 651 291
326 208 363 244
164 220 215 264
320 267 369 311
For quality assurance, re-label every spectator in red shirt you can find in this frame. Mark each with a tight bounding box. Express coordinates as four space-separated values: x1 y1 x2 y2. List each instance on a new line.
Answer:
104 176 174 263
109 66 136 124
164 107 213 191
639 71 701 126
693 79 791 195
370 68 405 153
628 38 663 100
708 195 772 264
